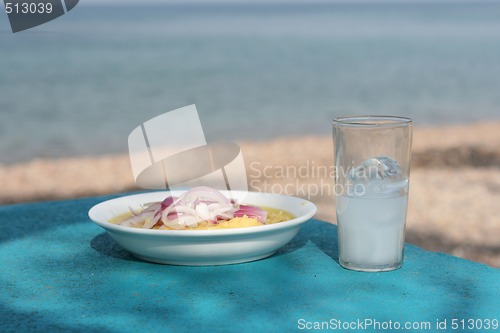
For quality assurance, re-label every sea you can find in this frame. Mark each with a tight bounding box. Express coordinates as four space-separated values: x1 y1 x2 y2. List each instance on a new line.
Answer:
1 1 500 164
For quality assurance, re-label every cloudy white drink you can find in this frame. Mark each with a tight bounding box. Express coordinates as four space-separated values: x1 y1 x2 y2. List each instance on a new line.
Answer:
337 191 408 270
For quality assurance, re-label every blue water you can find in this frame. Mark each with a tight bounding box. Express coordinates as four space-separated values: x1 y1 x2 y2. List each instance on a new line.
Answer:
1 2 500 163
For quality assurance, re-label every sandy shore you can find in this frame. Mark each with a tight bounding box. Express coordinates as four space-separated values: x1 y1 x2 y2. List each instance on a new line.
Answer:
1 122 499 267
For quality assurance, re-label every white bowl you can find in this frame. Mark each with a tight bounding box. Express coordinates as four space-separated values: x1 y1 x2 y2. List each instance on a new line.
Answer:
88 191 317 266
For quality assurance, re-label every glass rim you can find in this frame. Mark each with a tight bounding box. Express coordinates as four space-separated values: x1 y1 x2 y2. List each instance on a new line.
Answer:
332 115 412 128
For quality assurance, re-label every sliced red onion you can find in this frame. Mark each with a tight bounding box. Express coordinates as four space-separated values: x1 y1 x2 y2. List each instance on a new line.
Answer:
128 206 142 216
160 196 176 209
120 211 155 227
117 187 266 229
178 186 230 206
234 205 267 223
143 212 162 229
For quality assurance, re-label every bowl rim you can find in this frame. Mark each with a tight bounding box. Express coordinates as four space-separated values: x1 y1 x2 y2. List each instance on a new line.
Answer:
88 190 317 237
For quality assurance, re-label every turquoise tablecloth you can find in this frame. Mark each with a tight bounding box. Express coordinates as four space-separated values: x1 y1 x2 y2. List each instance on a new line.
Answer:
1 193 499 333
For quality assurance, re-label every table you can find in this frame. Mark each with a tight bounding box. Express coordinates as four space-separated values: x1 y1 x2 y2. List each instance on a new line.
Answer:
1 193 499 333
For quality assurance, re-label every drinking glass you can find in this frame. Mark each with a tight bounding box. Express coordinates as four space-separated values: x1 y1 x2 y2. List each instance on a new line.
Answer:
332 116 413 272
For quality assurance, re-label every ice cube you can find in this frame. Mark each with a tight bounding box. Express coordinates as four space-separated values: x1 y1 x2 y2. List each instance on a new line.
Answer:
348 156 406 197
349 156 402 182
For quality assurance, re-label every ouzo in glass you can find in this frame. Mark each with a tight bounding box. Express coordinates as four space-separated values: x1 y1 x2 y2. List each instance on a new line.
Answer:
332 116 412 272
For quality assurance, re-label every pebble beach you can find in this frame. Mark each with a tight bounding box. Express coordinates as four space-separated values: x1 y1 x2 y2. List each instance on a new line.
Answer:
1 122 499 267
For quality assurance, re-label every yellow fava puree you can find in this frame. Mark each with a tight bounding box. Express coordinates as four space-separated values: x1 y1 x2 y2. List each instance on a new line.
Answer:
109 207 295 230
